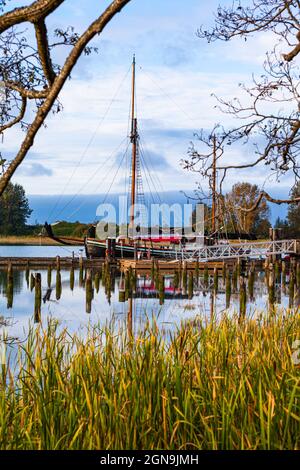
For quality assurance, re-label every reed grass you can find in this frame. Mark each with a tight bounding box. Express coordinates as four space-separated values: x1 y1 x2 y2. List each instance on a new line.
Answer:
0 308 300 450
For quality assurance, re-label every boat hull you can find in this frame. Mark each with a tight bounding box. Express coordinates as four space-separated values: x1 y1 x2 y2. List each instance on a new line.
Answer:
85 238 177 259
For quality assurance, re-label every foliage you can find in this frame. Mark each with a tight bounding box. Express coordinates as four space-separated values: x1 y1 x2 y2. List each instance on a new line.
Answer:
52 221 89 238
0 309 300 450
0 182 32 234
287 182 300 238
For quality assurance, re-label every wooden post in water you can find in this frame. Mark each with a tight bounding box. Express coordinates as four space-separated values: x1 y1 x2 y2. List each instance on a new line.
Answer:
47 265 52 288
79 255 84 287
127 296 133 339
268 269 275 312
56 269 62 300
25 261 30 287
34 273 42 323
222 262 226 284
182 265 187 293
30 273 35 291
6 262 13 309
188 272 194 300
70 266 75 291
94 270 100 293
289 270 295 308
282 260 286 289
159 275 165 305
85 268 93 314
173 270 179 289
232 264 238 292
213 267 218 293
56 255 61 271
296 262 300 288
195 260 199 286
204 265 209 289
239 277 247 319
248 264 255 300
225 271 231 309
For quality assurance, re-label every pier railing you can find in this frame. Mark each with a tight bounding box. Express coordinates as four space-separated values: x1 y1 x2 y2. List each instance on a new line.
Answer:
178 239 299 262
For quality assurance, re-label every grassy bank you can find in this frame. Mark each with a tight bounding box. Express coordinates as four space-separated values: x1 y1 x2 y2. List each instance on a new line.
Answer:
1 309 300 450
0 236 62 246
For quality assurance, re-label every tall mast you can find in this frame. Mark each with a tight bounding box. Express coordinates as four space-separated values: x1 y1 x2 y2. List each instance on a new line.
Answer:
130 55 137 230
212 135 217 234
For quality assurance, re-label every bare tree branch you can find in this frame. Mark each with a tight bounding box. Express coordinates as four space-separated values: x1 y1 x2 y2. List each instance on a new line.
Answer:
237 190 300 212
34 18 56 84
0 95 26 132
4 80 49 98
0 0 132 196
0 0 65 33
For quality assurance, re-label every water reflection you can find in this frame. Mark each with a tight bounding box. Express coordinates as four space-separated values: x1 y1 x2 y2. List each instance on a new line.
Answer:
0 266 298 342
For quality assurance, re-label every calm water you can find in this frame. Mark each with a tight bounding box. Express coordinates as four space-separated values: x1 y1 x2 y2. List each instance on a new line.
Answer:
0 246 297 343
0 245 84 258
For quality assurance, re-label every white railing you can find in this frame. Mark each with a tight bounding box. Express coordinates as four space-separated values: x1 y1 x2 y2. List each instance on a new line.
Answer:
176 239 299 261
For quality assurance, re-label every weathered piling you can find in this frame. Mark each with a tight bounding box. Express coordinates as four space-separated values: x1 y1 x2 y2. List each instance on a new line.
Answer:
125 270 130 300
173 270 179 289
195 260 199 285
47 265 52 288
204 265 209 288
56 270 62 301
79 255 84 287
159 275 165 305
268 269 275 311
70 266 75 291
182 267 187 292
25 262 30 287
282 261 286 286
232 264 238 292
239 277 247 319
6 262 13 309
225 271 231 309
296 262 300 288
151 259 155 281
85 269 93 314
222 262 226 284
34 273 42 323
188 272 194 300
289 271 295 308
30 273 35 291
274 261 280 284
248 265 255 300
213 267 218 293
56 255 61 271
94 270 100 293
237 259 241 279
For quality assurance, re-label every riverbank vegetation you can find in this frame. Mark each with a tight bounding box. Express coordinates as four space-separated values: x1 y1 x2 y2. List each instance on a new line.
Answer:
0 308 299 450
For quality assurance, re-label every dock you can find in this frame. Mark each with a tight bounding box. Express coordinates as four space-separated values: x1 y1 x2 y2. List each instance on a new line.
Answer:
119 259 253 274
0 256 106 269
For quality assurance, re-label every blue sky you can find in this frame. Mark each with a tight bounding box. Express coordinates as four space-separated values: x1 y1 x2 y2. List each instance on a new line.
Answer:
3 0 294 209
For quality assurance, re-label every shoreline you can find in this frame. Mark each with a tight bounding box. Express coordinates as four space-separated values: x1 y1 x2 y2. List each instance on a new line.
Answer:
0 236 62 246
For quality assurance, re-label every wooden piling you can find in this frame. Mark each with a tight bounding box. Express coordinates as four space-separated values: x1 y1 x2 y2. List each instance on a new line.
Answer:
47 265 52 288
34 273 42 323
56 270 62 301
86 269 93 314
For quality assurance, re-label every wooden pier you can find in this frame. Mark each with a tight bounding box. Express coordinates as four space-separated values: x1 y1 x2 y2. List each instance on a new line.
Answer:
119 258 255 274
0 256 106 269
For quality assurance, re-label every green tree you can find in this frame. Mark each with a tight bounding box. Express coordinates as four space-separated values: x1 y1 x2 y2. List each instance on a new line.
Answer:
287 182 300 238
0 182 32 235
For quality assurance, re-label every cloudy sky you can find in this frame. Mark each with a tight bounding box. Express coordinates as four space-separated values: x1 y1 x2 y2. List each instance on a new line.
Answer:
3 0 294 206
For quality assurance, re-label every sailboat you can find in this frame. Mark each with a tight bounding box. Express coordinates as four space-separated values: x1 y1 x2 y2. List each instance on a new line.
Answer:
83 56 187 259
